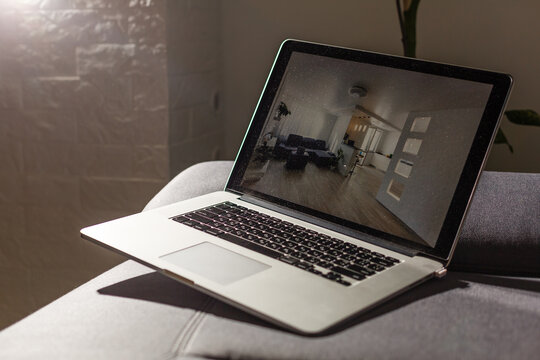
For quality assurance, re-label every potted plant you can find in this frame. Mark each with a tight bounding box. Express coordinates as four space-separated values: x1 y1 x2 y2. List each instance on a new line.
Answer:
274 101 291 121
330 148 345 171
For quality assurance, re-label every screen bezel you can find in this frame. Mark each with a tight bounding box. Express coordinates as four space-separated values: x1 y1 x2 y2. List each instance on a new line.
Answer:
226 40 512 261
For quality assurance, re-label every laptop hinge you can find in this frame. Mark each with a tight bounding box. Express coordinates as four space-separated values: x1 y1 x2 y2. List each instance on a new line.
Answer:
239 195 418 258
434 268 448 278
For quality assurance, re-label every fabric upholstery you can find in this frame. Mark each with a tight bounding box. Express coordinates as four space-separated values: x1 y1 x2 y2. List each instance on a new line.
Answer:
1 161 538 360
314 139 326 150
285 151 309 170
0 261 208 360
286 134 303 147
452 171 540 275
143 161 233 211
1 261 538 360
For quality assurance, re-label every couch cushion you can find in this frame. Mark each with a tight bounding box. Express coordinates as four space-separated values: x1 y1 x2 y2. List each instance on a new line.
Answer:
451 171 540 275
314 139 326 150
286 134 303 147
301 137 316 149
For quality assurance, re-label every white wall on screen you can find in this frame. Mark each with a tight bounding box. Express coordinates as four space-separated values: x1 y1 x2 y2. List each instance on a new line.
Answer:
328 114 351 153
276 96 337 143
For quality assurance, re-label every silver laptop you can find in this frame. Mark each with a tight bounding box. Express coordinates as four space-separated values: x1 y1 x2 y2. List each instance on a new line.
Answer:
81 40 512 334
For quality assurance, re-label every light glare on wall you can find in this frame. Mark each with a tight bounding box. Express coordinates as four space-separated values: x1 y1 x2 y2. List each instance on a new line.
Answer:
394 159 413 178
387 179 404 201
411 116 431 133
403 138 422 155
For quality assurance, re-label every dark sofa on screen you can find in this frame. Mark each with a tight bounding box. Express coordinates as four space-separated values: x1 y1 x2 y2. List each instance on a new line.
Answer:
274 134 337 167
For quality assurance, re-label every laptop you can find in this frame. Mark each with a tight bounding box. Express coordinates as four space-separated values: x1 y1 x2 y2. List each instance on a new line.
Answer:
81 40 512 334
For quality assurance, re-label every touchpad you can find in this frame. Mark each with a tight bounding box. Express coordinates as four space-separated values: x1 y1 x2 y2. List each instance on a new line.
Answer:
160 242 270 285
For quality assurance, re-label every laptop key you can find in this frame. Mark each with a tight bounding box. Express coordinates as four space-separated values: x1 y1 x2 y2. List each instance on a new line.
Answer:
295 262 314 271
267 242 283 251
193 223 210 232
244 234 259 242
186 213 212 224
294 252 311 261
172 216 190 223
279 256 298 265
331 266 366 281
348 264 375 276
196 210 217 218
180 220 198 227
323 272 342 281
336 279 352 286
333 258 350 267
370 257 393 267
217 233 281 259
281 247 298 256
253 238 269 246
204 228 223 236
367 263 385 272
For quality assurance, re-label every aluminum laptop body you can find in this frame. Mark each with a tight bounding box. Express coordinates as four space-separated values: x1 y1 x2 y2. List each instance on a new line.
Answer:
81 40 512 334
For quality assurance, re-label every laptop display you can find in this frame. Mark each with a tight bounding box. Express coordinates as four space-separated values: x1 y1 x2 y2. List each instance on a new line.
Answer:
228 41 511 260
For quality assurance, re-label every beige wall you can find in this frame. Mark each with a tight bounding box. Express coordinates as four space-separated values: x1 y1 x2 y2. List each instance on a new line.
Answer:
0 0 167 330
220 0 540 172
0 0 221 330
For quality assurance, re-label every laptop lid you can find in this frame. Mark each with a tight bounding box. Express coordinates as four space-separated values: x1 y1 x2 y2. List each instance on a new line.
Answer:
226 40 512 263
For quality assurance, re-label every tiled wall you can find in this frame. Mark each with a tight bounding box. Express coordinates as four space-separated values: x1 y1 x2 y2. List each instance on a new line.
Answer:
0 0 221 329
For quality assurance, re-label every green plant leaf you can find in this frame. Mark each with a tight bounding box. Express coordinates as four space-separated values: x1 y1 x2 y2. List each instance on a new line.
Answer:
494 128 513 153
505 109 540 126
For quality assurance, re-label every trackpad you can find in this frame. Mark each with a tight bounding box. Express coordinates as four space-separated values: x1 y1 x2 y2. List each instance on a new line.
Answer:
160 242 270 285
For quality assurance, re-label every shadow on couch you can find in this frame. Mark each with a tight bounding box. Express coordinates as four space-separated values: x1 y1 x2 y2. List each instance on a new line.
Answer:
98 269 470 336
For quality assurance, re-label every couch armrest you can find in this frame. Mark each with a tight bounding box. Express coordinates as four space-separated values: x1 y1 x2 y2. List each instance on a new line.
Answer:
451 171 540 275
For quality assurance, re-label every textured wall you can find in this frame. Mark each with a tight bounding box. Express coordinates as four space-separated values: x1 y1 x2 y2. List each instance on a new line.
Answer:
167 0 222 175
0 0 221 330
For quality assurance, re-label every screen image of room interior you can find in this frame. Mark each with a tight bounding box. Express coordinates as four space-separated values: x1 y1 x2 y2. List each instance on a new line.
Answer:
241 52 493 248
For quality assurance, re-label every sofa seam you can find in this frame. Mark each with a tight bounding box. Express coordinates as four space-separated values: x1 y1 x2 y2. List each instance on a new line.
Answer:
171 297 216 358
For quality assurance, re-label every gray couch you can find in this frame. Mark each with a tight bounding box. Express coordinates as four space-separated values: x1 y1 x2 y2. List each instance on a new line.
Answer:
1 161 539 360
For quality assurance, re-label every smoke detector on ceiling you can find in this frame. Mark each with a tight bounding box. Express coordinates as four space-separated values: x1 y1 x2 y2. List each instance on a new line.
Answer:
349 85 367 98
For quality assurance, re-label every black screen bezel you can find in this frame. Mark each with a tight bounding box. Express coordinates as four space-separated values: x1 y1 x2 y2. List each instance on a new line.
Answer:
226 40 512 261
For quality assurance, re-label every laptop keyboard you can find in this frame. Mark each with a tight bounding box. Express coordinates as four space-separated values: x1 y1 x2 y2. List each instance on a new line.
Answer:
171 201 400 287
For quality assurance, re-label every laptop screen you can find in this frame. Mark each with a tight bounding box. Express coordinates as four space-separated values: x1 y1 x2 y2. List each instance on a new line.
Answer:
227 40 511 260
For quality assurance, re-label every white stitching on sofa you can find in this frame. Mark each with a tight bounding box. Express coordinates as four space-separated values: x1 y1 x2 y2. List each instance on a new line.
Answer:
170 297 216 358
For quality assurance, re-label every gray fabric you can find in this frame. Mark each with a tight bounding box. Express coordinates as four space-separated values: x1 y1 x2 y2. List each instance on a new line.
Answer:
0 261 215 360
144 161 233 211
186 273 540 360
1 260 538 360
452 171 540 275
1 162 538 359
